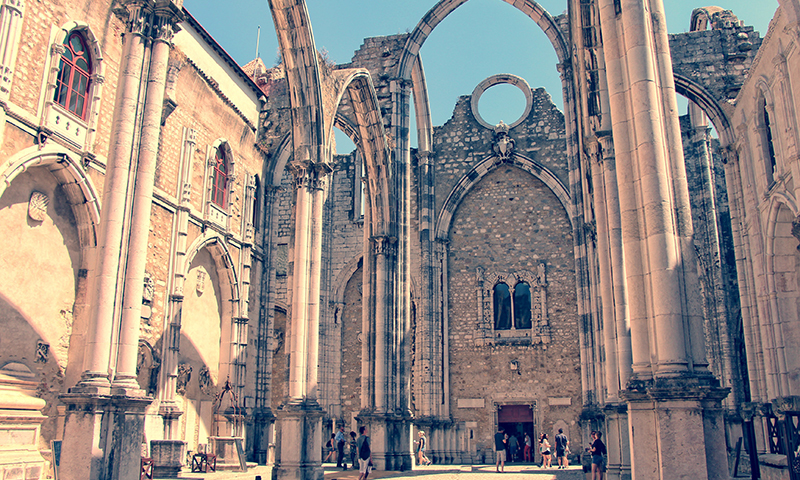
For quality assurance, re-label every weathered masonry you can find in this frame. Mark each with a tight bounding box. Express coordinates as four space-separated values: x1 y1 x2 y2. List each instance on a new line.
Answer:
0 1 798 480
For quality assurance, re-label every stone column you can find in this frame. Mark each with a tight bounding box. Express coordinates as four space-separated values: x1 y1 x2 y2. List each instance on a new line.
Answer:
114 6 180 395
597 0 728 478
253 185 280 464
273 160 328 480
75 0 149 393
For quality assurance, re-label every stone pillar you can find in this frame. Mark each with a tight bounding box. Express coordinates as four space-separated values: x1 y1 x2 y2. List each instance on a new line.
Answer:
273 160 329 480
597 0 729 478
75 0 149 393
114 5 180 395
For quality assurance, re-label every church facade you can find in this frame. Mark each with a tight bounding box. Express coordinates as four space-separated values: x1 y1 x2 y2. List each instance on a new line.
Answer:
0 0 798 479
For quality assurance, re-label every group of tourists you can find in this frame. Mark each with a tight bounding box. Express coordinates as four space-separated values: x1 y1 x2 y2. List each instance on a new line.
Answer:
324 425 374 480
493 427 572 472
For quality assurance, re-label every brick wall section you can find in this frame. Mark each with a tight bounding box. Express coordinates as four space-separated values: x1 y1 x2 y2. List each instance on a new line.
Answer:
447 165 581 453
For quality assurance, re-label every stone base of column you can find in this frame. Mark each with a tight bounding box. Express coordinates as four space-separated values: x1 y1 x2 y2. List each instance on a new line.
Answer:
0 368 47 480
150 439 185 478
622 376 729 480
358 411 413 471
602 403 631 480
59 392 152 480
273 401 324 480
251 408 276 465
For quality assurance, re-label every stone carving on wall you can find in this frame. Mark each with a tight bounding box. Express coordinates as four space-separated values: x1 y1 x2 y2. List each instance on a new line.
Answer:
143 272 155 303
27 191 49 222
791 214 800 249
196 270 206 295
198 365 211 395
475 264 550 345
273 329 284 354
35 340 49 363
492 121 515 160
176 363 192 396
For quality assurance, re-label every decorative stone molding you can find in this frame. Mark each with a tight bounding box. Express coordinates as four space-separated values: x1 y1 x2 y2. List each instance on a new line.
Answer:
143 272 155 303
470 73 533 130
475 264 550 345
196 270 206 295
27 191 48 221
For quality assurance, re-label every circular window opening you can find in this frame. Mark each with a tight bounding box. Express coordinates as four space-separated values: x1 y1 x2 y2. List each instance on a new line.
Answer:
478 83 527 127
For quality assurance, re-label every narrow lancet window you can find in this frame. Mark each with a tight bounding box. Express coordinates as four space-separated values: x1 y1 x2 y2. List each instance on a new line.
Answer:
514 282 532 329
212 147 228 208
493 283 512 330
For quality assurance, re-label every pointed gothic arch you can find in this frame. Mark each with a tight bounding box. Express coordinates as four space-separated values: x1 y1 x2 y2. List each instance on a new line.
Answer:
435 153 573 241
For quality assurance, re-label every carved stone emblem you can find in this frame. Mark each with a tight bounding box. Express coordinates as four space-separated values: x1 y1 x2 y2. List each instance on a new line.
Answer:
196 270 206 295
35 340 49 363
176 363 192 396
492 121 515 160
28 191 49 222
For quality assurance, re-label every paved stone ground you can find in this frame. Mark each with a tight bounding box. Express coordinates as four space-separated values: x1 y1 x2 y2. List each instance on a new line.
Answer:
175 464 587 480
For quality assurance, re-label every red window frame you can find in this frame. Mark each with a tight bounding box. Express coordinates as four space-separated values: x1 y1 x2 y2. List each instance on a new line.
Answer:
211 148 228 208
54 32 92 120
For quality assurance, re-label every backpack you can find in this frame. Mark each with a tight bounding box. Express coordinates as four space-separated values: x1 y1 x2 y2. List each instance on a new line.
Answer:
359 437 371 460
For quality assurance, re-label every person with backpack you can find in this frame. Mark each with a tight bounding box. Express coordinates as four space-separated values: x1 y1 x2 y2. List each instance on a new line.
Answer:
357 426 372 480
323 433 336 463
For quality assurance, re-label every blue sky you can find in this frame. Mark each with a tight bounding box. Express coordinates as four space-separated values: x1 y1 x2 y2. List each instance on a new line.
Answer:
185 0 778 150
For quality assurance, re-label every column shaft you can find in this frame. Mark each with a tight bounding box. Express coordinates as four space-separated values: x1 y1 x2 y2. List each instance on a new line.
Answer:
80 22 147 389
115 28 173 391
289 170 311 399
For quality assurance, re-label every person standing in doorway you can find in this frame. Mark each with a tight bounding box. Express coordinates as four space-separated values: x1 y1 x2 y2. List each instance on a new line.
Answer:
555 428 570 469
357 426 372 480
507 432 519 463
336 425 346 469
524 433 532 462
495 427 507 473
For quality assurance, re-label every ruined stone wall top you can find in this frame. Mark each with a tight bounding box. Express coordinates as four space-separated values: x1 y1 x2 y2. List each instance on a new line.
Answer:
669 25 762 102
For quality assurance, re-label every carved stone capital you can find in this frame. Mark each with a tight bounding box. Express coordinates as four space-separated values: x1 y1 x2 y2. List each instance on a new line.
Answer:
186 128 197 145
289 160 331 191
50 43 66 57
91 73 105 85
371 235 397 257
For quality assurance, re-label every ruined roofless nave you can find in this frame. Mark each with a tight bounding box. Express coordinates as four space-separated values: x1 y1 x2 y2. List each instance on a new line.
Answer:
0 0 798 479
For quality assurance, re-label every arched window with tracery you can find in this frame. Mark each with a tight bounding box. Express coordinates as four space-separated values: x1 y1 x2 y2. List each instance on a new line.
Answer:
212 147 228 208
54 32 91 120
493 282 512 330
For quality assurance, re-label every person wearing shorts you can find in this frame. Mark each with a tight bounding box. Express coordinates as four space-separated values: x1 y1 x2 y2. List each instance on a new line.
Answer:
494 427 507 472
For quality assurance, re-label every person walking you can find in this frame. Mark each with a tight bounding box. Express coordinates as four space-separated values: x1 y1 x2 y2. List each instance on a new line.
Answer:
323 433 336 463
416 431 432 466
507 433 519 463
590 431 607 480
540 433 552 468
336 425 347 469
524 433 532 462
555 428 570 469
494 427 507 473
357 426 372 480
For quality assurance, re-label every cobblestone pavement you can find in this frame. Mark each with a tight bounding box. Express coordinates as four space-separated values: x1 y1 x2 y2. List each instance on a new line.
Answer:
176 464 587 480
